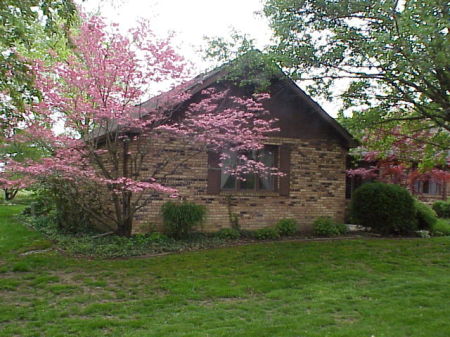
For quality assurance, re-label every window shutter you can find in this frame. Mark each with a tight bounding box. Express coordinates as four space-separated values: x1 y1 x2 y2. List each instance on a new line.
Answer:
279 144 291 196
207 151 221 194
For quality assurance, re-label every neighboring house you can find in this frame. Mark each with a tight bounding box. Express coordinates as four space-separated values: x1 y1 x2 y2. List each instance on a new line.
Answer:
346 159 449 204
129 65 357 233
412 179 448 202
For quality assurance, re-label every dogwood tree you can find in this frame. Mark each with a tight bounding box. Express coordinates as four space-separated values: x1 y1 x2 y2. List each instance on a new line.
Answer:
2 16 278 236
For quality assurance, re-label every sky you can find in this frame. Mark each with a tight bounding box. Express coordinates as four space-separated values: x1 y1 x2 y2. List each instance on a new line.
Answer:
80 0 272 70
79 0 338 116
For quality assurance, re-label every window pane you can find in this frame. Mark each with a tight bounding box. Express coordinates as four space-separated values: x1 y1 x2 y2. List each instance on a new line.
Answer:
429 181 441 195
240 174 256 190
258 148 274 167
221 151 237 189
423 181 429 194
258 175 274 190
221 174 236 189
257 147 275 190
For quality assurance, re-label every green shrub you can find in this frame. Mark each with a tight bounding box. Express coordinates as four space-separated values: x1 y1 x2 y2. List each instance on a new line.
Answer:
275 218 298 236
432 219 450 236
313 216 340 237
23 184 108 234
21 191 54 217
336 223 349 235
161 201 206 239
432 200 450 218
148 232 169 242
254 227 280 240
216 228 240 240
239 230 255 239
415 201 437 230
351 182 417 235
312 217 348 237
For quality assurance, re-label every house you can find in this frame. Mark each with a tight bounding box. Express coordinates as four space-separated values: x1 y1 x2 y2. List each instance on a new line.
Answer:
345 157 449 204
129 63 357 233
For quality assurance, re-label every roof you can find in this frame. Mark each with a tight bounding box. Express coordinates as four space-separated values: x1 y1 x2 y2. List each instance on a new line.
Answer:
280 74 357 147
91 57 357 148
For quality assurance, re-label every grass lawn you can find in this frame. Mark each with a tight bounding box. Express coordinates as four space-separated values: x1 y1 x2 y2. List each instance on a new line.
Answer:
1 205 450 336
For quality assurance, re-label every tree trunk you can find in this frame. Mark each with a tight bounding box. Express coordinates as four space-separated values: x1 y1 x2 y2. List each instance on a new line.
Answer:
115 140 133 237
116 216 133 236
3 188 19 201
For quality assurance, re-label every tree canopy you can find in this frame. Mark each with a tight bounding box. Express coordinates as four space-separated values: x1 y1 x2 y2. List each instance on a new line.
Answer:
264 0 449 167
0 0 78 131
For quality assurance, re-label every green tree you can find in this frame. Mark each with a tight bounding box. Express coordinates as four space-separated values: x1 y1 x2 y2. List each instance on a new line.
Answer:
0 0 78 131
0 137 48 201
264 0 449 166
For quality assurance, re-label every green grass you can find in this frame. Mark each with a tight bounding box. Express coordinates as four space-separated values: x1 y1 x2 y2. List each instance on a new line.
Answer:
1 205 450 336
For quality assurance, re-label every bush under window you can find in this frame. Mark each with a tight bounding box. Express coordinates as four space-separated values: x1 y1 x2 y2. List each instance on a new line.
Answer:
254 227 280 240
216 228 241 240
161 201 206 239
275 218 298 236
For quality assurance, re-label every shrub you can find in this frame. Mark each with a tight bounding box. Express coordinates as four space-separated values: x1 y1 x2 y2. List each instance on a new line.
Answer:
335 223 349 235
21 190 54 217
53 193 103 234
239 229 255 239
432 200 450 218
216 228 240 240
432 219 450 236
275 218 298 236
415 201 437 230
23 183 109 234
148 232 169 242
351 182 417 235
161 201 206 239
254 227 280 240
312 216 340 237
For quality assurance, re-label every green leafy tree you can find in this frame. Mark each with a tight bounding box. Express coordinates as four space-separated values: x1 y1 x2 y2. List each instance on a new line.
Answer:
0 0 78 131
204 31 281 92
0 137 47 201
263 0 449 166
0 1 78 200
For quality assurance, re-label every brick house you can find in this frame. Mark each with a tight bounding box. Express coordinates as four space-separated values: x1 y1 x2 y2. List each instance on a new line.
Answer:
129 65 357 233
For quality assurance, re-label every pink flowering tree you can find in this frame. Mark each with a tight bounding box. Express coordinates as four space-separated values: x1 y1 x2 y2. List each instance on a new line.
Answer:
3 16 278 236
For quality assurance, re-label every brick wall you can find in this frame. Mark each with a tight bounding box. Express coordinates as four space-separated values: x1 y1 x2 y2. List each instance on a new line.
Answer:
132 135 348 233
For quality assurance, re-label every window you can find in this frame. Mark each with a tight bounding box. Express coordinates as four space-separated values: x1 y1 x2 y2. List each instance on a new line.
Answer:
220 146 278 191
413 180 442 195
207 144 290 196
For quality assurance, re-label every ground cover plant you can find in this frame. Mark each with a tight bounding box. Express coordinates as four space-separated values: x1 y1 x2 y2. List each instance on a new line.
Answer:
1 204 450 336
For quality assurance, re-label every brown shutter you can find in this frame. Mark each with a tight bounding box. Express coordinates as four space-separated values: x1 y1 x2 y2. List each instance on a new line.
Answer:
207 151 221 194
279 144 291 196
